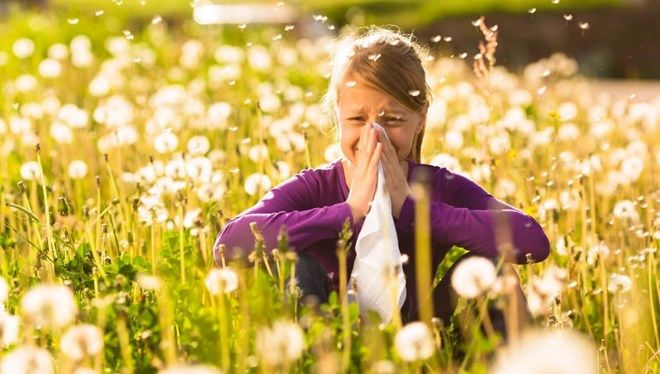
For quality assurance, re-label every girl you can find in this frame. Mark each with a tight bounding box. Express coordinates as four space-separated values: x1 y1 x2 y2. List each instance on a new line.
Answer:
213 27 550 335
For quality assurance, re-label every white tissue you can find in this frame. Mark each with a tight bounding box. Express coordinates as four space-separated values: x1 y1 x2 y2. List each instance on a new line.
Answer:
348 122 406 323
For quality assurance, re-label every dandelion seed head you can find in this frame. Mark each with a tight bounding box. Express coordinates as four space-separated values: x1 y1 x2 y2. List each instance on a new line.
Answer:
0 311 19 347
20 161 41 181
491 329 597 373
13 38 35 59
608 273 632 293
60 324 104 360
394 322 435 361
256 320 305 366
21 284 77 328
451 257 497 298
205 267 239 295
67 160 89 179
0 347 53 374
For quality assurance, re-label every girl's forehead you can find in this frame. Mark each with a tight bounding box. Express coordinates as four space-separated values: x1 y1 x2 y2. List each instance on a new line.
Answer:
337 80 409 113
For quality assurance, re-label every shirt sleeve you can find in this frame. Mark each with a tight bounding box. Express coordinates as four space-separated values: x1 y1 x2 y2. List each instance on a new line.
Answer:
212 170 355 264
394 168 550 264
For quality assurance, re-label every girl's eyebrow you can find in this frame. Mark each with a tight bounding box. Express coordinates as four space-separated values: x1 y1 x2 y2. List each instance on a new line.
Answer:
346 106 407 115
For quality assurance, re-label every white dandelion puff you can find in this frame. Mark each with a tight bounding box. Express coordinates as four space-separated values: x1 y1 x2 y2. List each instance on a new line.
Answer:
205 267 239 295
186 135 211 155
607 273 632 293
244 173 271 196
612 200 639 222
67 160 89 179
60 324 104 360
153 132 179 154
20 161 42 181
0 347 53 374
451 257 497 299
394 322 435 362
0 311 19 347
21 284 78 328
491 329 597 374
12 38 35 59
256 320 305 367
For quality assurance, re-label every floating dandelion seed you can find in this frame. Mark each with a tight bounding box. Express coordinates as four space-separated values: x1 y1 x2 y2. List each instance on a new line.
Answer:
284 25 294 31
368 53 382 61
552 0 560 4
443 36 452 42
491 25 499 31
345 80 357 88
328 24 335 30
238 23 247 30
112 0 123 5
579 22 590 30
95 10 104 16
431 35 442 42
312 14 328 23
563 14 573 21
408 90 421 97
628 93 636 100
67 18 79 24
459 52 468 59
123 30 134 40
272 34 282 41
471 18 482 27
537 86 547 95
151 15 162 24
528 8 536 14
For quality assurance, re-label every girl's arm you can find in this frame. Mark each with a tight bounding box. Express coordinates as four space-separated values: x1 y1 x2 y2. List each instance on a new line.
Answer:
394 168 550 264
213 171 355 264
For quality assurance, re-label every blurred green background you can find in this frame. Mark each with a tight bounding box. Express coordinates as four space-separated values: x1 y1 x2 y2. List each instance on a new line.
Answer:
2 0 659 78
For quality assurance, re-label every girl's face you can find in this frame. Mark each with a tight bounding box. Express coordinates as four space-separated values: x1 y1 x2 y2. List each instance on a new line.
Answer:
336 76 426 166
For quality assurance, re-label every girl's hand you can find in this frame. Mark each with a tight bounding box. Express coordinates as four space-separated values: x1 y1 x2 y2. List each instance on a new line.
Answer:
375 127 411 219
346 123 383 222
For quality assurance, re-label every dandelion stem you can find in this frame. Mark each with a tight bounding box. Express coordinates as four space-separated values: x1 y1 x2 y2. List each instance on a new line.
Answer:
412 176 433 326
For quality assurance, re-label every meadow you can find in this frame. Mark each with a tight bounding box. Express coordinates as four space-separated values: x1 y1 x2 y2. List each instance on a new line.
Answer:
0 4 658 373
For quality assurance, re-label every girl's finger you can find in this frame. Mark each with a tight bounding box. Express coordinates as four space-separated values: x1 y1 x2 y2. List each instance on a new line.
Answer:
366 127 378 157
368 142 383 171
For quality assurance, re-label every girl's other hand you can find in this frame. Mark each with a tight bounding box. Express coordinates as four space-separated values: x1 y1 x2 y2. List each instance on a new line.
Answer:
346 123 383 222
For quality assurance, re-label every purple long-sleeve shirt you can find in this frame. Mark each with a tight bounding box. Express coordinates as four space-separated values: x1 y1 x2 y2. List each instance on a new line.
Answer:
213 158 549 312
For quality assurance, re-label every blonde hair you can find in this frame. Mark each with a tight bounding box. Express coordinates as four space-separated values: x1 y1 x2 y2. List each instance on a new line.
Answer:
321 26 432 162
